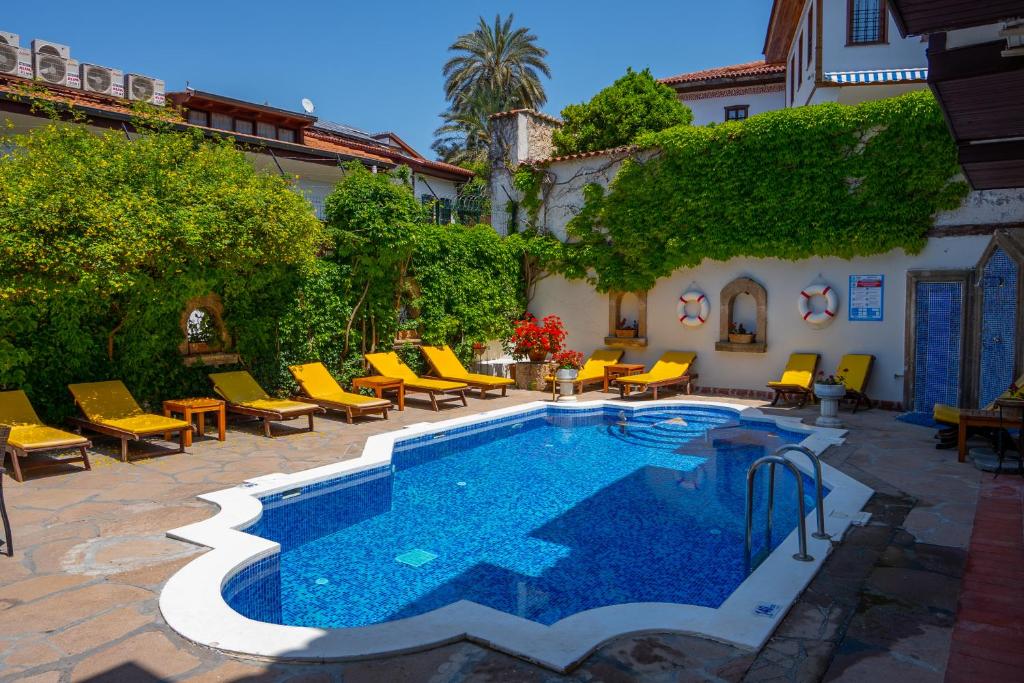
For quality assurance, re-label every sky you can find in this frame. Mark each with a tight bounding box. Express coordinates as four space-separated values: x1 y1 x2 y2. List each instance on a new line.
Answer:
5 1 773 157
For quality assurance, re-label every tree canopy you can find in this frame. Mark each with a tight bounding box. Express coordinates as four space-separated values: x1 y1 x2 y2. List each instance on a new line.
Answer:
552 68 693 156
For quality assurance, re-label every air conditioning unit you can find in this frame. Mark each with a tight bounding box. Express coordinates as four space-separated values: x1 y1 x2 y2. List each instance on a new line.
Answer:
0 31 32 78
124 73 165 106
80 63 123 96
32 39 75 87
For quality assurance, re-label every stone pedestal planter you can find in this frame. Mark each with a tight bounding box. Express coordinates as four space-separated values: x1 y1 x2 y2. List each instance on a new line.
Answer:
814 383 846 428
556 368 579 402
515 361 551 391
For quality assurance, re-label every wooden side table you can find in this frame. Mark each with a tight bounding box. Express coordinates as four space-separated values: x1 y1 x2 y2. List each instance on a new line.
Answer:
994 398 1024 476
353 376 404 411
163 398 226 448
604 363 645 393
958 409 1004 462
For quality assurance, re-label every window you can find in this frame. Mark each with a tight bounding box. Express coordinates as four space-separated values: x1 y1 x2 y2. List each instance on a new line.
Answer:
806 5 814 66
257 121 276 139
210 112 233 131
277 128 295 143
186 109 208 126
421 195 453 224
724 105 749 121
848 0 886 44
234 119 254 136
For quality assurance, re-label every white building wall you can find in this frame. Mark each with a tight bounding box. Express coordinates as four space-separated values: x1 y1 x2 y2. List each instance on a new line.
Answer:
681 89 786 126
820 0 927 73
531 235 990 405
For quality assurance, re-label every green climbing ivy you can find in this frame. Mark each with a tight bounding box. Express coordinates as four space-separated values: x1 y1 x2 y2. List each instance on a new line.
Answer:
564 91 970 292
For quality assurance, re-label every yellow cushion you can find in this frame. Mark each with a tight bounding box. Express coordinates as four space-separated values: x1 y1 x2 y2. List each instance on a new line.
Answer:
365 352 419 383
618 352 696 385
459 373 515 387
100 414 191 434
0 390 44 426
68 381 144 421
307 391 390 408
769 353 819 390
838 355 872 393
234 398 318 415
9 424 89 451
578 349 625 381
289 362 345 399
209 371 270 404
404 377 468 392
421 345 470 379
933 403 961 425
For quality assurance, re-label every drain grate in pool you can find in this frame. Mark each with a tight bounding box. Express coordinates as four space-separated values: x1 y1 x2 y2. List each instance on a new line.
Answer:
396 549 437 568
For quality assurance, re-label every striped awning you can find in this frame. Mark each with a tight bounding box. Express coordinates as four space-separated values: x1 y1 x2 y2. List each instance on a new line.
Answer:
824 68 928 84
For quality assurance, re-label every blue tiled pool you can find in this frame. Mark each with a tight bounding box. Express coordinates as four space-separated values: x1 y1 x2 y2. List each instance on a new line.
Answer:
225 406 821 629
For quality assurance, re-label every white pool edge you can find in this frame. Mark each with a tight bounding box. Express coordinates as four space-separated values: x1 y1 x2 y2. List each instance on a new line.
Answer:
160 399 873 671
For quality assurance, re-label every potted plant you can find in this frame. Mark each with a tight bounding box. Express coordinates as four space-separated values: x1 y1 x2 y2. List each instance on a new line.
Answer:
509 314 567 362
728 322 754 344
395 319 419 341
813 370 848 428
615 317 638 338
552 349 584 401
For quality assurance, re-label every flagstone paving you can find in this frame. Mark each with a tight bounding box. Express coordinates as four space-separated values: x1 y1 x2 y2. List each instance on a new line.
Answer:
0 390 992 682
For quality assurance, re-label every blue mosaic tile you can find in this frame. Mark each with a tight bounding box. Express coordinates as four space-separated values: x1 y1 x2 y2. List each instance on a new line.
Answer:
914 281 963 412
225 405 818 629
979 248 1018 407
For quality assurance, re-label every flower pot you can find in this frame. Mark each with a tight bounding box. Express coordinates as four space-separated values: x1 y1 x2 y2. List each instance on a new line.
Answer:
814 383 846 428
556 368 579 402
728 333 754 344
528 349 548 362
615 329 637 338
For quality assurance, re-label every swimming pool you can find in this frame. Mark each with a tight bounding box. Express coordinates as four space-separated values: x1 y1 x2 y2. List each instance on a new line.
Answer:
162 400 872 671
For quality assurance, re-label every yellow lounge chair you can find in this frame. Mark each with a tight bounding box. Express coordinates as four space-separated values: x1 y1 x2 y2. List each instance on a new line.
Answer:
0 390 91 482
837 354 874 413
364 352 468 411
933 371 1024 426
544 349 625 394
421 345 515 398
767 353 820 407
615 352 698 400
67 381 191 462
289 362 391 423
209 371 323 438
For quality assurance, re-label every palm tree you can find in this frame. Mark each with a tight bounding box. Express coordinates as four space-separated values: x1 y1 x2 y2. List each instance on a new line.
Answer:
432 88 505 166
443 14 551 113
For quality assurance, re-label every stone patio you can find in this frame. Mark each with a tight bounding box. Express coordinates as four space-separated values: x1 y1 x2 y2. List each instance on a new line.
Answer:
0 390 988 682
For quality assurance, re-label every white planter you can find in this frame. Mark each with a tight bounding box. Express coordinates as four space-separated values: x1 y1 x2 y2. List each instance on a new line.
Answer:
556 368 579 402
814 383 846 428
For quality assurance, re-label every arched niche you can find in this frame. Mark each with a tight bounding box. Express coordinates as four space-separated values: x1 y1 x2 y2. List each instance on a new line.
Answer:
715 277 767 353
179 293 239 366
605 291 648 347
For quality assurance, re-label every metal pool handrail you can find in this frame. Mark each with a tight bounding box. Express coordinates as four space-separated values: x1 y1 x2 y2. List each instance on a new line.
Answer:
745 455 813 570
773 444 830 540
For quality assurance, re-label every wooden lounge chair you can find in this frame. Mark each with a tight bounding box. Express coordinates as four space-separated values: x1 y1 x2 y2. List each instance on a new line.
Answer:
421 345 515 398
615 352 698 400
838 354 874 412
0 426 11 556
364 352 468 411
934 371 1024 427
289 362 391 423
767 353 820 407
0 390 92 482
67 381 191 462
209 371 323 438
544 349 624 394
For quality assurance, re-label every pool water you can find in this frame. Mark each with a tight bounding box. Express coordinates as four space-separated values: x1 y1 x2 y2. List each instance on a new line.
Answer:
226 406 821 629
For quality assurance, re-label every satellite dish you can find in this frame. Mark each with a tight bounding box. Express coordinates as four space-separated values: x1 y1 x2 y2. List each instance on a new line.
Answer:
301 98 315 114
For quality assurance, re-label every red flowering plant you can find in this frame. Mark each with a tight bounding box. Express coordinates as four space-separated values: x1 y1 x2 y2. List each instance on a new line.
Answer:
552 349 584 370
508 314 567 360
816 369 848 386
1008 382 1024 399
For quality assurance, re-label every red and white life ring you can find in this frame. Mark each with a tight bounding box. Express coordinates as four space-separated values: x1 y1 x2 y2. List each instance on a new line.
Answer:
799 283 838 327
677 290 710 327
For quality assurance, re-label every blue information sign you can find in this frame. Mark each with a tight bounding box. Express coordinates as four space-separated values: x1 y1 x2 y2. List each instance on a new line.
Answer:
849 274 884 321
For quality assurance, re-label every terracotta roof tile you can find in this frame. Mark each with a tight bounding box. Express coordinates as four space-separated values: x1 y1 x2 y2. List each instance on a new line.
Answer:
304 129 472 178
540 145 637 165
660 60 786 86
